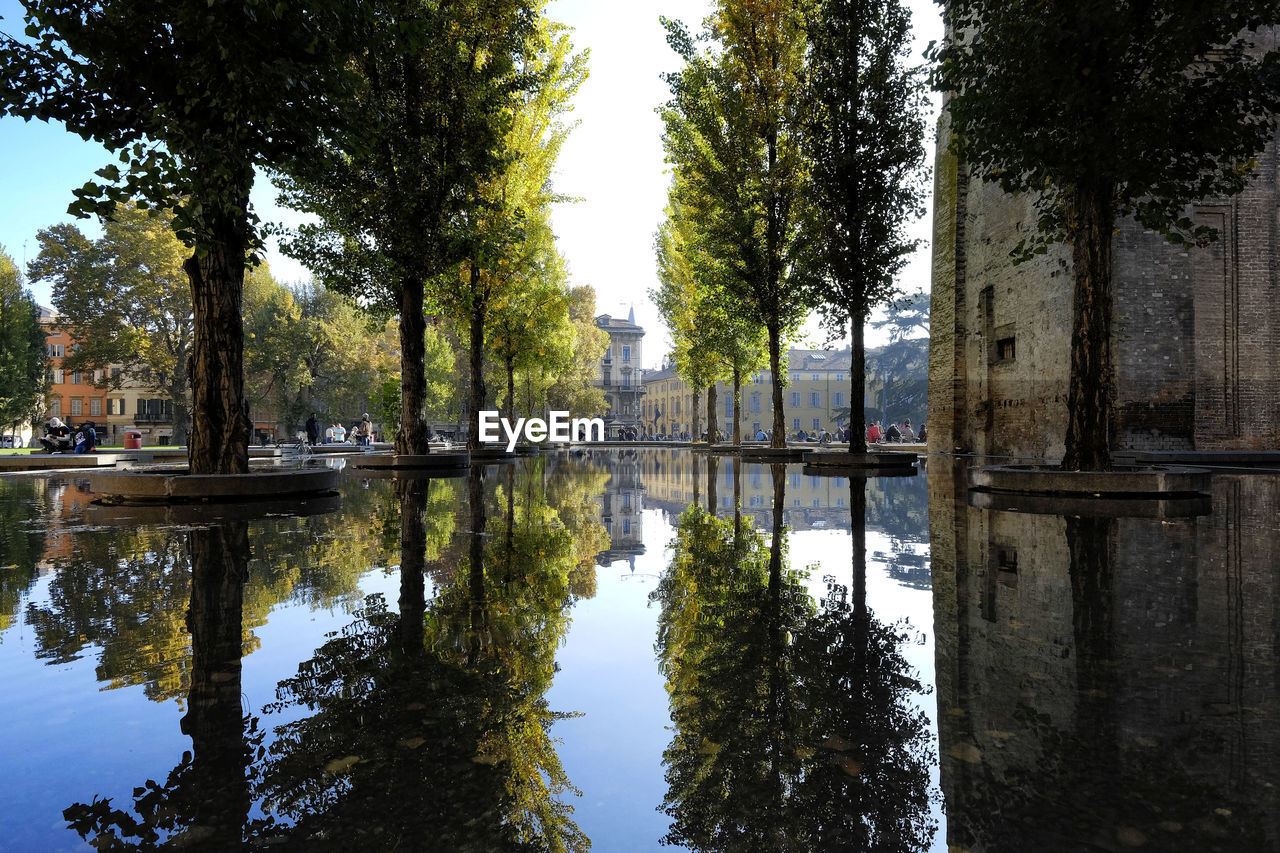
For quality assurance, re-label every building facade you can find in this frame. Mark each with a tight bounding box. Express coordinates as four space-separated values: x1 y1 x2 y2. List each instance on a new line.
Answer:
928 106 1280 459
41 309 108 434
593 311 646 437
642 349 866 438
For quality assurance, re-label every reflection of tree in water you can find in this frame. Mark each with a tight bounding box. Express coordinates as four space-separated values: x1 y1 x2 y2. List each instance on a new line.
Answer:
0 478 51 635
948 516 1268 852
258 464 588 850
64 521 275 847
653 466 936 851
23 482 397 703
60 464 593 849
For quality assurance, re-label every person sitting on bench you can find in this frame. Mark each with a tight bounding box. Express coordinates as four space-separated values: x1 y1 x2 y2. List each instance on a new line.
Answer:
39 417 73 454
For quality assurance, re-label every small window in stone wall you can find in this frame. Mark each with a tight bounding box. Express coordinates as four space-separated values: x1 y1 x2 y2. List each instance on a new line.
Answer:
993 322 1017 364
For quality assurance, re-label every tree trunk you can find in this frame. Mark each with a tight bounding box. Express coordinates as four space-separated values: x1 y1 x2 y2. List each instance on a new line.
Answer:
467 264 487 453
397 477 428 656
768 323 786 448
707 454 718 515
183 212 250 474
397 276 429 455
850 316 868 454
181 521 251 844
732 366 742 447
1062 185 1116 471
467 465 487 666
506 355 516 426
706 383 718 444
694 386 703 442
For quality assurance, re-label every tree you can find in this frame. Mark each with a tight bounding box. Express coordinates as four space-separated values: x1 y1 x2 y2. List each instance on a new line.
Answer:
803 0 929 455
931 1 1280 469
28 204 196 443
1 0 358 473
544 285 609 417
278 0 539 455
662 2 818 448
0 247 47 436
870 289 929 343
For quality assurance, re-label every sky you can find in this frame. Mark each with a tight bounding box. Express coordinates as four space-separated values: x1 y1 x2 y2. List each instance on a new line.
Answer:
0 0 942 368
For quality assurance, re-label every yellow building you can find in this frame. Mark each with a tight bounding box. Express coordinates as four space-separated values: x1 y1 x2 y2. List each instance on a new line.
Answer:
642 349 860 438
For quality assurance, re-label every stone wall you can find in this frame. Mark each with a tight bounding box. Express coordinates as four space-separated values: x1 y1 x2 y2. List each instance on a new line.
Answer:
929 103 1280 459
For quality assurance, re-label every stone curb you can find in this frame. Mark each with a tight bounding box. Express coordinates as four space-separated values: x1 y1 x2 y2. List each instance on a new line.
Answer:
805 451 918 469
968 464 1211 497
968 489 1213 518
88 467 341 505
355 452 470 469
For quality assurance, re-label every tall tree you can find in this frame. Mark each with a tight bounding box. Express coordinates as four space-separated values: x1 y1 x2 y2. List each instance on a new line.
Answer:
931 1 1280 469
1 0 357 473
662 2 818 448
278 0 540 456
29 204 196 444
0 247 47 436
803 0 928 454
451 18 587 450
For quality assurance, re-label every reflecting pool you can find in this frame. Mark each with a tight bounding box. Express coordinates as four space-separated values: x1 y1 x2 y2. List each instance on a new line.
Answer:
0 449 1277 850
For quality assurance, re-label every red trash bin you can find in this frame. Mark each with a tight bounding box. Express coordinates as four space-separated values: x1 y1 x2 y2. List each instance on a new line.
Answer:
123 430 142 450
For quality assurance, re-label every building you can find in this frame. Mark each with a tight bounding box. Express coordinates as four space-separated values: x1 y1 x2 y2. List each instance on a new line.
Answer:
642 349 867 438
593 310 646 437
928 101 1280 459
40 308 108 434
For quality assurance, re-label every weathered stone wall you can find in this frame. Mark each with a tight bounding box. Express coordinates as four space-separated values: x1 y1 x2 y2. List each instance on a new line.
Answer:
930 99 1280 459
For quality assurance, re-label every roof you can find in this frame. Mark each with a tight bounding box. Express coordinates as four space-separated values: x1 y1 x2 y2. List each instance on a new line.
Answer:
642 366 678 384
596 313 644 334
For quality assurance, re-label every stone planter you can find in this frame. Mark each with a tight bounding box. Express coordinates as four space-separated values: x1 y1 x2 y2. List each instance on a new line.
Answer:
968 464 1211 498
89 467 341 505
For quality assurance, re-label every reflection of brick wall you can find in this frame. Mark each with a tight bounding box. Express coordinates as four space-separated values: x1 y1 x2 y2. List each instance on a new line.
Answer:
930 105 1280 458
930 463 1280 849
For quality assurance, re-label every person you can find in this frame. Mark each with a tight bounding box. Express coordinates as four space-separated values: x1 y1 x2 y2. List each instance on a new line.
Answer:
39 417 73 453
359 414 374 446
305 413 320 446
918 423 927 443
73 420 98 453
755 428 767 441
900 419 916 442
866 422 881 444
885 422 902 442
324 424 334 444
796 428 809 442
334 422 347 443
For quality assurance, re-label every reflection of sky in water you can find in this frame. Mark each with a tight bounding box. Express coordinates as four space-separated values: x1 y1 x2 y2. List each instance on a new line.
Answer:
0 458 942 850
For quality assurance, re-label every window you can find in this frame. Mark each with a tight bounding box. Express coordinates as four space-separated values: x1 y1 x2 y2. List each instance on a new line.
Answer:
790 392 801 407
750 393 761 414
793 498 801 507
622 345 631 361
996 336 1016 361
833 392 845 407
834 477 846 488
836 373 844 382
792 418 800 430
752 422 760 432
137 398 146 415
790 473 800 487
111 367 122 381
90 399 102 416
70 399 82 416
790 373 799 383
47 343 64 358
812 373 820 381
836 497 846 507
809 392 820 407
52 369 64 385
813 417 821 431
71 371 82 385
622 373 630 387
49 398 61 416
724 398 733 417
754 374 763 384
623 519 631 535
810 476 821 488
813 498 821 507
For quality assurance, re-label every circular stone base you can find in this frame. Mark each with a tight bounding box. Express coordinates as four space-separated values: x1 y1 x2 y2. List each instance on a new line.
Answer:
968 489 1212 518
88 493 343 523
738 446 810 462
805 450 918 469
802 462 919 479
358 466 468 480
355 452 470 469
89 467 341 505
968 464 1211 497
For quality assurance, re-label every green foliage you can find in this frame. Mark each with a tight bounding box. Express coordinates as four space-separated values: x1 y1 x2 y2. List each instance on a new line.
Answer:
931 0 1280 256
29 203 196 441
543 285 609 416
0 247 47 433
660 0 819 445
869 290 930 343
803 0 928 330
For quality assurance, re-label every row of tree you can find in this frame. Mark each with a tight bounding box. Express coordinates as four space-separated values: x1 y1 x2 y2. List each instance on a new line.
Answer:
654 0 929 452
1 0 603 472
22 200 606 445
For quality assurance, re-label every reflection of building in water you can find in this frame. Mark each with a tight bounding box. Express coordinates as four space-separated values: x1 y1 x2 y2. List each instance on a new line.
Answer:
593 451 645 569
929 462 1280 850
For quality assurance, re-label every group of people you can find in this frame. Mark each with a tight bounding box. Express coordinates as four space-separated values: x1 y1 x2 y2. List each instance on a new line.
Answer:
866 419 924 444
305 412 375 447
39 417 98 454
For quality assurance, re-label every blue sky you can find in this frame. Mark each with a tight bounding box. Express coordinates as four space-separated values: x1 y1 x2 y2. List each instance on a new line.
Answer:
0 0 940 364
